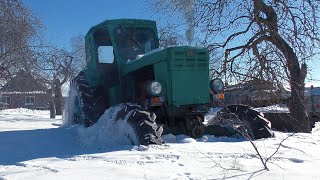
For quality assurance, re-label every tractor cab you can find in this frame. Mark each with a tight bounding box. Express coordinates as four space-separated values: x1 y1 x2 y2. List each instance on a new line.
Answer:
84 19 159 76
83 19 160 106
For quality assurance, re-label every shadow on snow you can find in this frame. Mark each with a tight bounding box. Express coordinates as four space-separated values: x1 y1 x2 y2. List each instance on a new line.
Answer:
0 127 133 165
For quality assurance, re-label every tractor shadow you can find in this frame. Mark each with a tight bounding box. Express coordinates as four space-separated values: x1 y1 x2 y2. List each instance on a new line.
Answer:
0 128 133 165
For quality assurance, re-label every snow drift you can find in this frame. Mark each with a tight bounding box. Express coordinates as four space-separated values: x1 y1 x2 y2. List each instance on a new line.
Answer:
64 104 140 147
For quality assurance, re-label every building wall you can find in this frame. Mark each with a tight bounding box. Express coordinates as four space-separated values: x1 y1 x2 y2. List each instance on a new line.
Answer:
2 93 49 110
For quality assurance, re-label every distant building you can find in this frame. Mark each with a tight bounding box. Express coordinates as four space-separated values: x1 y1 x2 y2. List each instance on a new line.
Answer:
0 70 49 109
223 80 290 107
222 80 320 116
307 86 320 115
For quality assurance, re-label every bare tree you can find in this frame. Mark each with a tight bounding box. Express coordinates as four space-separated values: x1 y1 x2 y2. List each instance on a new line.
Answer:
158 24 184 47
33 34 86 118
151 0 320 133
0 0 86 116
33 46 72 118
69 34 86 76
0 0 42 82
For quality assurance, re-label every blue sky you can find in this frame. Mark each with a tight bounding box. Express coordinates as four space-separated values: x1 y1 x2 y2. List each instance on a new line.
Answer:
23 0 156 49
23 0 320 86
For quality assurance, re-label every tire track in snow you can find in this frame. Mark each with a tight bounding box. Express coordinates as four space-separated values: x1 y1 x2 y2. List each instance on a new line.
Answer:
105 159 128 166
65 155 101 161
15 162 58 173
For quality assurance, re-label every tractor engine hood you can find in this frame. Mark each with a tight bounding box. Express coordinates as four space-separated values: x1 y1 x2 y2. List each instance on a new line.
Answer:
122 47 167 75
122 46 211 106
122 46 208 75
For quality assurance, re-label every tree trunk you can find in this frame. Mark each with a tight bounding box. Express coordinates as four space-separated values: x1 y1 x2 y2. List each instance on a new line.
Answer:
49 96 56 119
271 35 310 133
54 79 63 115
253 0 310 132
287 62 310 132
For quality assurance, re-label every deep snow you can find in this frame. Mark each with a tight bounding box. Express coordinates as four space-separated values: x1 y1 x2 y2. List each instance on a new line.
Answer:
1 107 320 179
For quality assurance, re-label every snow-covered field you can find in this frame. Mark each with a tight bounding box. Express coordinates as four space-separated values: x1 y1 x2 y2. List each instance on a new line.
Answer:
1 108 320 179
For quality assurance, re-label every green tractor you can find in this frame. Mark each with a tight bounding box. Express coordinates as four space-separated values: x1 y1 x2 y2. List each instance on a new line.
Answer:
67 19 273 145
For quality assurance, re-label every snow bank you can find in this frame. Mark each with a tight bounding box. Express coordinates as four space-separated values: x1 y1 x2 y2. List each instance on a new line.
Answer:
255 104 289 113
312 121 320 135
0 108 49 116
61 85 76 127
65 105 236 147
75 104 140 148
0 91 46 95
61 86 144 147
203 107 223 125
0 108 60 125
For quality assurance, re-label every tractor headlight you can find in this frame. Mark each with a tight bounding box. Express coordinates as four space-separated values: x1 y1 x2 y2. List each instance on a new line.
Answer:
147 81 162 96
210 78 224 93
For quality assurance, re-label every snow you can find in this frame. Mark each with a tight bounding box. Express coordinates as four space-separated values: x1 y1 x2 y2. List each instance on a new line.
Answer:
126 47 164 64
75 104 140 147
255 104 290 113
0 91 46 95
1 108 320 179
203 107 223 125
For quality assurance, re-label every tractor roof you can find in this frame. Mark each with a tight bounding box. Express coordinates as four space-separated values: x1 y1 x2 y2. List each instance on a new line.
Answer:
85 19 157 38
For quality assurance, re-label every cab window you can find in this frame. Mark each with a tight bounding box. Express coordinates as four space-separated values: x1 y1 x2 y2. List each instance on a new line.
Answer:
98 46 114 63
94 30 114 64
114 27 156 61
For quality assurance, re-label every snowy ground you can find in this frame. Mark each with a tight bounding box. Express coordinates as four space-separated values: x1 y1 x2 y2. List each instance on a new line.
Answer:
254 104 289 113
1 108 320 179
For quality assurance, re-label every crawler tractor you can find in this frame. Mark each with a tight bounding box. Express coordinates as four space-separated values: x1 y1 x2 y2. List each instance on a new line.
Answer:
67 19 273 145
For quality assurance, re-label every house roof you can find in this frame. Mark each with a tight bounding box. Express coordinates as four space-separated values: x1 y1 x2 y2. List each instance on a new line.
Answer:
306 87 320 96
0 70 47 93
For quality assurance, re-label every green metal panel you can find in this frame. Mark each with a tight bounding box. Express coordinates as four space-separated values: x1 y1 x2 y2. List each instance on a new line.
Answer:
167 47 210 106
168 47 208 71
154 61 169 101
170 70 210 106
124 46 210 107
